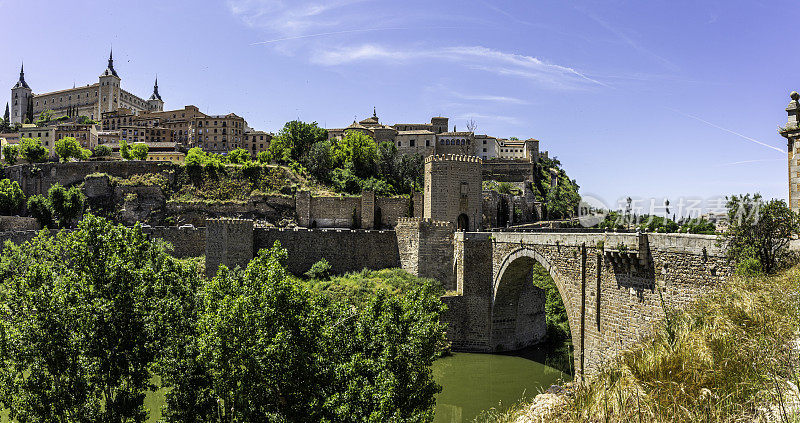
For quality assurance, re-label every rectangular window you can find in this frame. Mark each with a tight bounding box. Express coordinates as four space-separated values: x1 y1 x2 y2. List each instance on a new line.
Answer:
410 139 415 147
426 140 430 146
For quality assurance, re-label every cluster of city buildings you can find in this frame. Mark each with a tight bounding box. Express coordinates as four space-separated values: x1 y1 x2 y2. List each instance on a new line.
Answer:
2 50 547 166
327 108 547 162
2 51 273 163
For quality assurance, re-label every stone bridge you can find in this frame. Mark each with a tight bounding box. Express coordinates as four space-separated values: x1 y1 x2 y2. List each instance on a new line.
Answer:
437 230 731 377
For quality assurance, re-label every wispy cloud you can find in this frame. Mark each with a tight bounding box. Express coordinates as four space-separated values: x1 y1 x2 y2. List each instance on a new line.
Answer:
251 27 457 45
575 7 679 72
228 0 373 35
452 93 530 105
476 0 534 26
454 113 523 126
668 108 785 153
715 158 783 166
312 44 606 89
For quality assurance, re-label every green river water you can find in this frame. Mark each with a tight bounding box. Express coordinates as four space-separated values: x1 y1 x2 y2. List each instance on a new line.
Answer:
3 346 571 423
432 345 572 423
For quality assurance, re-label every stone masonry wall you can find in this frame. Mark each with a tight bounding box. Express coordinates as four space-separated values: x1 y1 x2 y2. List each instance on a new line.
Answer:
254 227 400 276
205 219 254 278
0 216 40 231
396 218 456 290
424 155 483 231
448 231 732 377
3 161 176 197
141 226 206 258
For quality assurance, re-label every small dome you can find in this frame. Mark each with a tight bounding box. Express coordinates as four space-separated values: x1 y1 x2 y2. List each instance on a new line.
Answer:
792 91 799 101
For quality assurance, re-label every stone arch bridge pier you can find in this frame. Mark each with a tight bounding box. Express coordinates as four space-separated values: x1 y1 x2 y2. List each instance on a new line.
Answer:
409 228 731 377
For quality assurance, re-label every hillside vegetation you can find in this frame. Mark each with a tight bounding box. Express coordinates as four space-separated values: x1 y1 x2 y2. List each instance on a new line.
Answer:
481 266 800 423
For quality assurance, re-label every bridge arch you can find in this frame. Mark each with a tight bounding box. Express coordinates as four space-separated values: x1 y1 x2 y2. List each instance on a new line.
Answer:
490 247 579 360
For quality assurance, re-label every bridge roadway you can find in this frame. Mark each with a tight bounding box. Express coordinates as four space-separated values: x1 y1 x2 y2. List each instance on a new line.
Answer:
440 230 730 377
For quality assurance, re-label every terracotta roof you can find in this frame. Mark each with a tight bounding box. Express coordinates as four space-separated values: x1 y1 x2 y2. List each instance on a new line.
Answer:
35 83 100 97
398 130 435 135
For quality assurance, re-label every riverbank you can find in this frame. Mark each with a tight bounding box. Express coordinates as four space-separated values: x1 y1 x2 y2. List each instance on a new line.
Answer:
481 266 800 422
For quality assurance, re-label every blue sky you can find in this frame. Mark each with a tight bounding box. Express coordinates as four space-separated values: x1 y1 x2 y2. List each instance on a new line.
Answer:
1 0 797 210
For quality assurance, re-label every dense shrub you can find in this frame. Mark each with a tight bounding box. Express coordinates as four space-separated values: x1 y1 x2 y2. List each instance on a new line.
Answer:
0 178 25 215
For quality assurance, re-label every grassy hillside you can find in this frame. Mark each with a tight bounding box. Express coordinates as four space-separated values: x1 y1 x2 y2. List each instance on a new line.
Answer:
484 266 800 423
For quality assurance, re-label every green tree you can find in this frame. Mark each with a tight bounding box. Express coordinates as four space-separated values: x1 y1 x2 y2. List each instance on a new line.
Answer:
270 120 328 165
0 178 25 215
34 109 54 127
19 137 49 163
48 183 85 227
334 131 378 179
256 150 271 164
163 244 446 422
130 143 149 160
226 148 250 164
2 143 19 165
93 144 112 158
723 194 800 274
26 194 54 228
55 137 84 162
120 139 132 160
0 216 200 422
303 139 335 182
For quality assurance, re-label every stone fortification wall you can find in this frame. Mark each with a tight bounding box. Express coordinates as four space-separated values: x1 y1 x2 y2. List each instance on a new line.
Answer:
309 195 362 228
481 160 535 182
0 216 40 231
296 191 423 230
396 218 456 290
424 154 483 231
141 225 206 258
205 219 254 278
3 161 176 197
0 225 205 259
254 226 400 276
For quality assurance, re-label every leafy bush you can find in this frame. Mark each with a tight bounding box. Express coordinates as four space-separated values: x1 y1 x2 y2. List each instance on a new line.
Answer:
305 258 332 280
130 143 149 161
120 139 132 160
162 245 446 422
723 193 799 274
0 216 199 422
54 137 86 162
2 144 19 165
93 144 112 158
226 148 250 164
19 137 48 163
26 194 54 228
241 160 261 181
0 178 25 215
47 183 85 227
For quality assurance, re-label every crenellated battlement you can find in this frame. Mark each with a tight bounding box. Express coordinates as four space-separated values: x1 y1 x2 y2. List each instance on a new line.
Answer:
424 154 483 164
397 217 454 228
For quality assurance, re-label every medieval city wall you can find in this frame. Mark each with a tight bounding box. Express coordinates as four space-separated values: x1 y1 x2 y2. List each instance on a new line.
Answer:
254 226 400 276
3 161 176 197
481 160 535 182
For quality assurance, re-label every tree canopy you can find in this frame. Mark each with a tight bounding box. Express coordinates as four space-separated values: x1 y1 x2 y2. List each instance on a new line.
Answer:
0 178 25 215
55 137 91 162
723 193 800 274
0 216 200 422
130 143 149 161
19 137 49 163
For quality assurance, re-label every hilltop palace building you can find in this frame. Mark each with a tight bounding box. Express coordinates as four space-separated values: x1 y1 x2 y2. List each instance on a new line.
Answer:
10 50 163 124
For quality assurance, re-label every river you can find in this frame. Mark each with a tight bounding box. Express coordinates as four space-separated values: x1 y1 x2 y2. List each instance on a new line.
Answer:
3 345 571 423
433 342 573 423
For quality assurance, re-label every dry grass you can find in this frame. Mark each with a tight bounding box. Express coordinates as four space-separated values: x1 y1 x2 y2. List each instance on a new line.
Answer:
483 266 800 423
